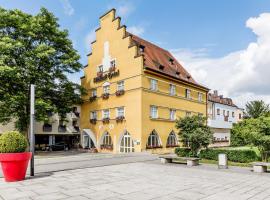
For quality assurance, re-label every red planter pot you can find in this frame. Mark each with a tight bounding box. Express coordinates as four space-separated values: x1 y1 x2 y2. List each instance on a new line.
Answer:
0 152 32 182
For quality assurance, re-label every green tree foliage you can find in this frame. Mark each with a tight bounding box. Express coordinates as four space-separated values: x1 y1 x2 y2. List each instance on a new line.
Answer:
175 115 212 157
0 131 28 153
231 117 270 161
0 7 85 133
245 100 270 119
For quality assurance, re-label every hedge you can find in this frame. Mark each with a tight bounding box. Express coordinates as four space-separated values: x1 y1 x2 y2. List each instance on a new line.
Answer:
175 147 193 157
199 148 259 163
0 131 28 153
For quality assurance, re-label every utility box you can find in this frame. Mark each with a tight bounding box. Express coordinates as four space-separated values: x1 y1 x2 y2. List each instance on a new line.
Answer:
218 153 228 169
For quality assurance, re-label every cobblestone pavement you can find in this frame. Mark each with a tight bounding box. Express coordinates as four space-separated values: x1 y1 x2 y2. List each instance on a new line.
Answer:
1 160 270 200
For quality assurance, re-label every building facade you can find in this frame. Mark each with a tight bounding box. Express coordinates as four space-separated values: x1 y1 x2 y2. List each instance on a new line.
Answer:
208 90 243 147
80 9 209 154
0 106 81 151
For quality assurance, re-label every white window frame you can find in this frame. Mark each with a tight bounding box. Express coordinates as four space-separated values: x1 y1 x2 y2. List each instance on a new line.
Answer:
97 65 103 72
91 89 97 97
103 132 112 145
198 92 203 102
150 79 158 91
90 111 97 119
117 81 124 91
147 131 161 147
169 84 176 96
102 109 110 119
170 109 176 120
167 132 178 146
150 106 158 119
103 85 110 94
186 89 191 99
116 107 125 117
186 111 191 117
110 59 116 68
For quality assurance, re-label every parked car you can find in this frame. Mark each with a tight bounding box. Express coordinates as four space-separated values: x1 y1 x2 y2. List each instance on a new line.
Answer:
47 143 69 151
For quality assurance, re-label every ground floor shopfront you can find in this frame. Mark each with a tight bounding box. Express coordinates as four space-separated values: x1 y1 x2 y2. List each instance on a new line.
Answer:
35 134 80 151
210 128 231 147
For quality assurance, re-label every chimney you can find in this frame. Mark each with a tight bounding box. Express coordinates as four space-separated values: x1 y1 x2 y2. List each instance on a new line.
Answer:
213 90 218 96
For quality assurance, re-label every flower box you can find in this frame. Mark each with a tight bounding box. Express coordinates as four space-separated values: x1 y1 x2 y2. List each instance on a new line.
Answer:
146 145 163 149
90 119 97 124
166 144 180 148
116 90 125 96
102 93 110 100
102 118 110 124
100 144 113 150
109 66 115 72
89 95 97 102
116 116 125 123
97 72 103 77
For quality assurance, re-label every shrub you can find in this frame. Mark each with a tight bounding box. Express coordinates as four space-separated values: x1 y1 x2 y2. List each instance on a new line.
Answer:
175 147 193 157
0 131 28 153
199 148 259 163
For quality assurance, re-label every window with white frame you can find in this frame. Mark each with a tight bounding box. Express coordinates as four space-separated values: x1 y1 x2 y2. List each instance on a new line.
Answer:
170 109 176 120
90 111 97 119
91 89 97 97
110 60 116 68
117 107 125 117
103 85 110 94
186 111 191 117
98 65 103 72
102 132 112 145
103 109 110 119
185 89 191 99
217 108 220 115
169 84 176 96
150 106 158 119
150 79 158 91
232 112 235 118
147 130 161 147
198 92 203 102
117 81 124 91
166 131 178 147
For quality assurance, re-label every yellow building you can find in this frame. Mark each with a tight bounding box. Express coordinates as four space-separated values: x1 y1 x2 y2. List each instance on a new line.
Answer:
80 9 209 154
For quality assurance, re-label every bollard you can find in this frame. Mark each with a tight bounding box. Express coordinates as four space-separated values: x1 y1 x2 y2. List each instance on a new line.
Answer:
218 153 228 169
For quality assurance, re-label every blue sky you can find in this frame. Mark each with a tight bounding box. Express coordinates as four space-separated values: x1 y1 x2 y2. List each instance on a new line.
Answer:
1 0 270 106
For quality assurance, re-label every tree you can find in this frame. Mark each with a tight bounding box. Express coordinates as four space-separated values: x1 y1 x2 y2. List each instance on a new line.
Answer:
245 100 270 119
0 7 85 133
175 115 212 157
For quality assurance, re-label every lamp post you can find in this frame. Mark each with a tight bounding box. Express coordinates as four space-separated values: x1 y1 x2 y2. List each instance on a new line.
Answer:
30 84 35 176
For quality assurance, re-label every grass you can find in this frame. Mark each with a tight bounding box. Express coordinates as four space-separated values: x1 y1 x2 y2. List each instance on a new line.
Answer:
200 159 252 168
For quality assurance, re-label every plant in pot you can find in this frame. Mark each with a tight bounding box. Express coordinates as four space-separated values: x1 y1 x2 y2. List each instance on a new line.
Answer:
0 131 32 182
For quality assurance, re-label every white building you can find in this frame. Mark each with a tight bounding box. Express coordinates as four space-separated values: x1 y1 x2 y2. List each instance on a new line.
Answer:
207 90 243 147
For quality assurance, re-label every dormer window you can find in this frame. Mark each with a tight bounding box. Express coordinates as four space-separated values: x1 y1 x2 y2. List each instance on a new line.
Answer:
187 75 191 80
176 71 180 77
139 45 145 52
169 58 174 65
159 65 164 70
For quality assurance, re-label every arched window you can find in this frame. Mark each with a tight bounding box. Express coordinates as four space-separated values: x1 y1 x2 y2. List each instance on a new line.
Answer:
101 132 113 150
120 131 134 153
166 131 178 147
147 130 161 149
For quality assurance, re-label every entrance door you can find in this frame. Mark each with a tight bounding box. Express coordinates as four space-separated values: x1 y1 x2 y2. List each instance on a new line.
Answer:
120 132 134 153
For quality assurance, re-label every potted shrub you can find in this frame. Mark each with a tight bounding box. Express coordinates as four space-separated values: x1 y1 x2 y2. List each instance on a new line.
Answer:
0 131 32 182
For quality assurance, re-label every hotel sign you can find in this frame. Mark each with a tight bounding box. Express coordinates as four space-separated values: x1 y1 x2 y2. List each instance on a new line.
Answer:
93 70 120 83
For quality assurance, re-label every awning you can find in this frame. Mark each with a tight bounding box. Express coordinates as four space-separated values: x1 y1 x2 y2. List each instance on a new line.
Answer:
82 129 97 147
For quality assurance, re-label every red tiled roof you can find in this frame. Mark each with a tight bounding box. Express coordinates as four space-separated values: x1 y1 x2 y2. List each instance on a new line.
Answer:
128 33 207 89
208 91 237 107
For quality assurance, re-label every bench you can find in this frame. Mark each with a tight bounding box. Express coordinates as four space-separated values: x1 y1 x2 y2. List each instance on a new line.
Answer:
159 154 200 166
252 162 270 173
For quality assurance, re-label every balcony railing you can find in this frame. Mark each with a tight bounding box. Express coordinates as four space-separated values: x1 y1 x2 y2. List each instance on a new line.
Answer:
58 125 67 132
43 125 52 132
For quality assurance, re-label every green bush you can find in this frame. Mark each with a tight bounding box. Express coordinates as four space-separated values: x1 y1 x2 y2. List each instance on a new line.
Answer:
0 131 28 153
175 147 194 157
199 148 259 163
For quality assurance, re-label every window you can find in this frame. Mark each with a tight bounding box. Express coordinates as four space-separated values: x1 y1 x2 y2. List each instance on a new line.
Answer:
223 110 225 116
198 92 203 102
90 111 97 119
169 84 176 96
117 107 125 117
103 85 110 94
217 109 220 115
150 79 158 91
102 132 112 146
98 65 103 72
117 81 124 91
227 111 229 116
147 130 161 148
110 60 116 68
185 89 191 99
91 89 97 97
150 106 158 119
186 112 191 117
166 131 178 147
232 112 235 118
103 109 110 119
170 109 176 120
239 113 242 119
139 45 145 52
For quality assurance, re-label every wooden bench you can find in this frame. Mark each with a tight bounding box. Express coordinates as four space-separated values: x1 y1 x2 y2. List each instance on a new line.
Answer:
159 154 200 166
252 162 270 173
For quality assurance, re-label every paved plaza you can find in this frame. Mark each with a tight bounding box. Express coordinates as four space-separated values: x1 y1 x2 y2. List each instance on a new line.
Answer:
1 157 270 200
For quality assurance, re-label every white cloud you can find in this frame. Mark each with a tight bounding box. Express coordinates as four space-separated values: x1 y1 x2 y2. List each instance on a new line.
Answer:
118 3 134 17
127 26 145 36
60 0 74 16
85 28 97 52
172 13 270 108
